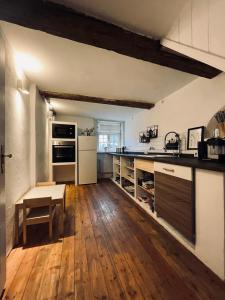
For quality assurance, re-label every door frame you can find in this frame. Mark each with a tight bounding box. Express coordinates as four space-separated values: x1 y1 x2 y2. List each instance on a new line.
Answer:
0 29 6 296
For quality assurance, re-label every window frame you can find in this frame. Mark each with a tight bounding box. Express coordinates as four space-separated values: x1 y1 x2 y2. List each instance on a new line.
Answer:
96 119 125 152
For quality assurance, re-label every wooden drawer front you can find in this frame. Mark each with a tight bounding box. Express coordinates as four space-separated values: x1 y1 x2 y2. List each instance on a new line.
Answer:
154 162 192 181
135 159 154 173
155 171 195 242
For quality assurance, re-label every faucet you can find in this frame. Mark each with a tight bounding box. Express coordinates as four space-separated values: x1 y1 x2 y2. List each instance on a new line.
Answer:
164 131 181 157
144 145 155 154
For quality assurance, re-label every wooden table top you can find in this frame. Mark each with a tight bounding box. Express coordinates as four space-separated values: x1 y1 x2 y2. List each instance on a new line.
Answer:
16 184 66 207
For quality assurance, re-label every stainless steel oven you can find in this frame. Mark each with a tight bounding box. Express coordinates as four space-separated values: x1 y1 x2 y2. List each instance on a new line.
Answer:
52 142 75 163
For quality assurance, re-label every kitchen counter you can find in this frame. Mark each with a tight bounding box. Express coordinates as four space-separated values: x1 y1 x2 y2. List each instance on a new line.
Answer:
110 151 225 279
109 152 225 172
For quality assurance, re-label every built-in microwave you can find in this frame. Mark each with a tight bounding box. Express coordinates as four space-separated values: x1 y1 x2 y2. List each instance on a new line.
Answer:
52 123 75 139
52 142 75 163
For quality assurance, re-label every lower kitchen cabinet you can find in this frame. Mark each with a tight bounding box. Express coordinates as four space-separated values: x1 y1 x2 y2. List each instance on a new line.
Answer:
155 163 195 243
111 155 225 279
195 169 225 279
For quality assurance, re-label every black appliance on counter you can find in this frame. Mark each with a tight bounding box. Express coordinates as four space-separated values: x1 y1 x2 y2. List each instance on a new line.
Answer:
198 138 225 162
207 138 225 162
197 141 208 160
52 123 75 139
164 131 180 150
52 143 75 163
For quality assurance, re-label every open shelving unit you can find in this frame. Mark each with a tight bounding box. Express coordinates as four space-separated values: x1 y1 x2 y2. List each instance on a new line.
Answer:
111 156 206 264
112 156 156 216
113 156 121 185
135 168 155 213
49 121 78 185
121 156 135 197
112 156 136 198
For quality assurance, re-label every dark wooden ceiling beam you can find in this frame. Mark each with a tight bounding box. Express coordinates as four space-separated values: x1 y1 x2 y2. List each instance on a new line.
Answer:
0 0 222 78
40 91 155 110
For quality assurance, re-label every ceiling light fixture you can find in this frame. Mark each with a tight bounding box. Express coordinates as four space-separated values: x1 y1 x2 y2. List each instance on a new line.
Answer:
17 79 30 95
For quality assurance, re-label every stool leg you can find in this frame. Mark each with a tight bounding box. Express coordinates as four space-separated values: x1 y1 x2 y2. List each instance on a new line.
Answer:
23 223 27 244
49 220 53 240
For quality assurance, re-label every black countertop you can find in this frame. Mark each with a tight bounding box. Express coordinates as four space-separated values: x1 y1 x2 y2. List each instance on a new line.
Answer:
109 152 225 173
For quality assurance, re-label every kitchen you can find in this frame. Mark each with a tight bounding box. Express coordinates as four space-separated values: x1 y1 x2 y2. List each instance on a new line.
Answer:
0 0 225 299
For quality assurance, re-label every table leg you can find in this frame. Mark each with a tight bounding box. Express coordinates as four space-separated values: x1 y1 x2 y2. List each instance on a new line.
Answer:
60 200 64 236
15 206 19 245
63 190 66 212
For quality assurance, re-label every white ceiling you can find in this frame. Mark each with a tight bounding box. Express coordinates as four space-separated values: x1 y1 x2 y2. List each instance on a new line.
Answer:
53 0 187 38
1 22 195 100
0 0 196 120
51 98 141 121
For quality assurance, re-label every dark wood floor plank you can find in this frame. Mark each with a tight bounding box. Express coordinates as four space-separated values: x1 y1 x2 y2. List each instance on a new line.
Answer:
100 182 199 300
3 247 26 299
93 184 197 300
4 246 40 300
57 236 74 300
89 185 158 300
103 183 204 298
74 188 94 300
78 186 110 300
22 244 54 299
57 185 75 299
86 192 144 299
85 184 146 299
85 186 134 300
3 181 225 300
104 180 225 300
38 242 63 300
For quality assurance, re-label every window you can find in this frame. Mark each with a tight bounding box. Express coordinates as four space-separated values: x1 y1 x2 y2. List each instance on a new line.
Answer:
97 120 124 152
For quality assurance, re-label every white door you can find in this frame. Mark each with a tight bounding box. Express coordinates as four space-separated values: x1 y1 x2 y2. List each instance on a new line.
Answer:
79 151 97 184
0 31 6 296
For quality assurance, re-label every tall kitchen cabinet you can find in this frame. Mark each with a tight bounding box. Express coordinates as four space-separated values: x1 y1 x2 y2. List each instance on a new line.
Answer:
49 121 78 185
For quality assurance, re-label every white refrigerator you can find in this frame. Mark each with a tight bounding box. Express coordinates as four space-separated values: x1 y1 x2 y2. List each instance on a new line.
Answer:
78 136 97 184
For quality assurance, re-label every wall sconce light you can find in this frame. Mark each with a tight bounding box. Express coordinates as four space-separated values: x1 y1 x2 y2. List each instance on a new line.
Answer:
17 79 30 95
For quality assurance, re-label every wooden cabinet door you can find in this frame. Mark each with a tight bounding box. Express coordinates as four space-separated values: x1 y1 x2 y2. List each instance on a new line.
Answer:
155 171 195 243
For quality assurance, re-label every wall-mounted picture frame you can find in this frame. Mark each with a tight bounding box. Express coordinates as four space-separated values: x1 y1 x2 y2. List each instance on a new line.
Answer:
139 125 158 143
139 131 150 143
147 125 158 139
187 126 204 150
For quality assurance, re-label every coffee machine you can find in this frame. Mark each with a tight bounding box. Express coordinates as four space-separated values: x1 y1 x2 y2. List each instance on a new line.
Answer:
207 138 225 162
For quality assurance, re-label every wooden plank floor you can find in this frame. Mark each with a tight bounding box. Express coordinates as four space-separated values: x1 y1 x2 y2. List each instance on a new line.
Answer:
3 179 225 300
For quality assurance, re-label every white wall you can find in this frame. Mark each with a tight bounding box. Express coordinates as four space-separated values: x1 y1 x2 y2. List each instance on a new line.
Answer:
30 84 49 186
29 85 49 186
1 28 49 254
56 114 95 135
4 33 31 254
125 73 225 152
35 88 49 182
128 0 225 153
